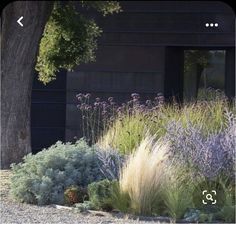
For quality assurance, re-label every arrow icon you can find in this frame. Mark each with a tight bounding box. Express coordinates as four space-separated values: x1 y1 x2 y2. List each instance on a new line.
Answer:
17 16 23 27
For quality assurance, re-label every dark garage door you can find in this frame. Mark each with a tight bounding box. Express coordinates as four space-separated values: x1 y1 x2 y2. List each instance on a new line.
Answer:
31 70 67 153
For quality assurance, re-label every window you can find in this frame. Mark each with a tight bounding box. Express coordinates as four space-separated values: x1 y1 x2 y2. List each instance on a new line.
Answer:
183 50 226 101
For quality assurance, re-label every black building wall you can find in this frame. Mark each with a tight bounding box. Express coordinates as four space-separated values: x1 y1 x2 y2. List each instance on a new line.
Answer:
31 70 66 153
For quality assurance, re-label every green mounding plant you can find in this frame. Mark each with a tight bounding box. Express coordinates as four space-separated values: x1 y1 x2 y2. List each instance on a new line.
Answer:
118 135 170 216
74 201 95 212
88 179 117 211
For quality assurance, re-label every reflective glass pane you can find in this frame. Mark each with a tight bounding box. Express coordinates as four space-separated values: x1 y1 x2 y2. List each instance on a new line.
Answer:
183 50 225 101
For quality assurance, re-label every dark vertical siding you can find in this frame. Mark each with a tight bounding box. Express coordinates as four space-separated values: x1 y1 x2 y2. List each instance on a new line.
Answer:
225 48 235 99
164 47 184 102
31 70 66 153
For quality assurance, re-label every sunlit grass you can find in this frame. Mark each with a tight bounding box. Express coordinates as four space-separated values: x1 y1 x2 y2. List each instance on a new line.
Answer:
98 98 232 154
118 135 170 215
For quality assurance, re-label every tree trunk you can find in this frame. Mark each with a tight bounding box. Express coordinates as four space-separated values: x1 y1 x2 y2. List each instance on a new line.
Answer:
1 1 53 168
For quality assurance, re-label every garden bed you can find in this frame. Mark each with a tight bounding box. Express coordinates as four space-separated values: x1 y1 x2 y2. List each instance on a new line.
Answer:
0 170 168 224
2 93 235 224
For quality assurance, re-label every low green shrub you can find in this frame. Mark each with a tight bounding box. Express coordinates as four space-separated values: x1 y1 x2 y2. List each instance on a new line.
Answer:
10 139 104 205
88 179 116 211
74 201 95 212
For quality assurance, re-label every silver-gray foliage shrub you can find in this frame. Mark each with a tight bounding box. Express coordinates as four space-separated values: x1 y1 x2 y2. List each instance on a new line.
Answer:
165 111 235 180
10 139 104 205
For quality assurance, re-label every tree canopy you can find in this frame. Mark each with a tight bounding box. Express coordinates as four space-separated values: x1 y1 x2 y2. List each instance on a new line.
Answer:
36 1 121 84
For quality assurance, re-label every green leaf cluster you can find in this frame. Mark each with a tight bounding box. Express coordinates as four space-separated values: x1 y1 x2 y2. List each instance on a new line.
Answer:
184 50 210 73
36 1 120 84
81 1 121 16
88 179 117 211
10 139 104 205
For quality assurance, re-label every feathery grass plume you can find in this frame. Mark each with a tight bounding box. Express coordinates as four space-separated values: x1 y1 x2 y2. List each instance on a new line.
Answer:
119 135 170 215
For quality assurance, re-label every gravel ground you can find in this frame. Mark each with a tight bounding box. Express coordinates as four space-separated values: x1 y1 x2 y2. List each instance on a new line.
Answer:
0 170 167 224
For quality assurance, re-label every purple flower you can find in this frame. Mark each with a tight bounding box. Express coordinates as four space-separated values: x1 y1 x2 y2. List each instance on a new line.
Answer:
85 93 91 99
95 97 100 102
158 96 165 102
117 107 122 112
102 110 107 115
76 93 83 98
132 98 139 103
108 97 114 102
131 93 140 99
85 105 92 111
157 92 163 97
80 103 86 110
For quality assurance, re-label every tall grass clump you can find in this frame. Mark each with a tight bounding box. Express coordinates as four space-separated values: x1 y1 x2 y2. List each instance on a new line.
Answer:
117 135 170 215
97 111 147 154
94 91 231 154
77 92 165 150
161 164 196 221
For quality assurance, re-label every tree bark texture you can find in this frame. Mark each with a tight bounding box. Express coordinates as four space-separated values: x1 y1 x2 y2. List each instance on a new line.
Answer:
1 1 53 168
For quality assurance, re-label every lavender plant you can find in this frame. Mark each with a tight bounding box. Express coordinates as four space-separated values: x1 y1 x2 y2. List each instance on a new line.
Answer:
96 148 125 180
164 110 235 180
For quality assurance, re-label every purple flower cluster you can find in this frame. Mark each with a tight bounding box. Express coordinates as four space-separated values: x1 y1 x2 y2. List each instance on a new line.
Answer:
76 92 165 144
164 112 235 180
